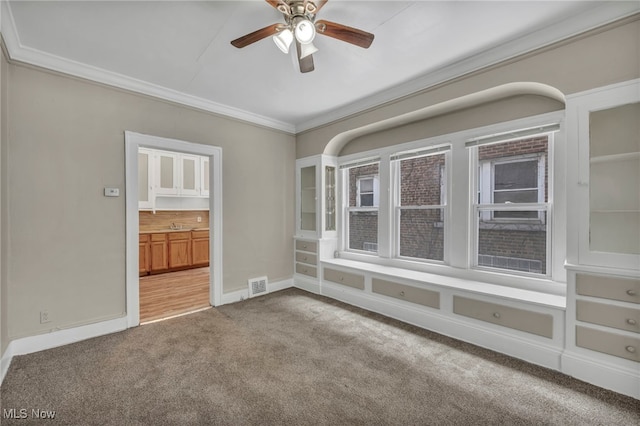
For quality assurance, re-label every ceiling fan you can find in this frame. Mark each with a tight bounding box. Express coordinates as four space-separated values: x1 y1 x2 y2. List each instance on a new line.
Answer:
230 0 375 73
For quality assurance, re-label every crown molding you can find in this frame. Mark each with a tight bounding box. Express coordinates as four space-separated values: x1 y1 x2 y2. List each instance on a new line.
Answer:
0 1 296 134
294 2 640 133
1 2 638 136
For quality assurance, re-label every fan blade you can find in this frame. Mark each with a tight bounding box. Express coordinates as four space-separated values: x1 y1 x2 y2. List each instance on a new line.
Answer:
265 0 282 9
315 0 329 12
296 41 315 73
315 20 374 49
231 23 282 48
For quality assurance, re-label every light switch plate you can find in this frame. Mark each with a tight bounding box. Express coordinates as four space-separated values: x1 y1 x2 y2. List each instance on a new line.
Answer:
104 187 120 197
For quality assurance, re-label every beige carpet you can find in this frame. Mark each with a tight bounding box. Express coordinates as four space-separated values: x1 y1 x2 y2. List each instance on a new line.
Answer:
1 288 637 425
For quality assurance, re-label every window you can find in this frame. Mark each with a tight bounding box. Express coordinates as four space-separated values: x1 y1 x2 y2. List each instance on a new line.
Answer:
473 136 550 275
357 176 379 207
337 116 561 285
393 148 448 262
346 162 380 253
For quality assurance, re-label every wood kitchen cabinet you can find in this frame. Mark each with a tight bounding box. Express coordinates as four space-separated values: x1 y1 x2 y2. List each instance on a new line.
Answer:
139 234 151 276
140 229 209 275
150 233 169 272
191 230 210 266
168 232 191 269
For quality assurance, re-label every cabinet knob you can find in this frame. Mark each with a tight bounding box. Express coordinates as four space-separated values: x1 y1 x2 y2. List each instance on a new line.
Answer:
303 245 307 249
625 345 636 353
339 276 344 281
492 312 501 319
303 256 308 261
626 289 637 296
626 318 637 326
399 291 405 297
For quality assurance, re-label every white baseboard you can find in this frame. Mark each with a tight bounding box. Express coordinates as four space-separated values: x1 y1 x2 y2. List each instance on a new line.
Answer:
321 283 563 371
1 316 128 385
293 276 321 295
221 277 294 305
561 350 640 400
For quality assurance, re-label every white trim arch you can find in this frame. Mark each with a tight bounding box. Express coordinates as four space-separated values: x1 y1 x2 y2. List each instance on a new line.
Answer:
323 82 566 156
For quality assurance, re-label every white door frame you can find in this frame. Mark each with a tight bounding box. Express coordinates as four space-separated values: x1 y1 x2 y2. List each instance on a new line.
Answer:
124 131 223 328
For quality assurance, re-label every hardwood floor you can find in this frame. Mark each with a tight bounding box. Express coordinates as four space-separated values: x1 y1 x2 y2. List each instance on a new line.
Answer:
139 267 210 323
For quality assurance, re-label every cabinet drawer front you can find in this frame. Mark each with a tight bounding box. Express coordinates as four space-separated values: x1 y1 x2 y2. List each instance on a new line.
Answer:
295 251 317 265
151 233 167 242
576 274 640 304
168 231 191 240
191 230 209 239
453 296 553 338
139 234 150 243
323 268 364 290
372 278 439 309
576 326 640 362
295 240 317 253
576 300 640 333
295 263 317 278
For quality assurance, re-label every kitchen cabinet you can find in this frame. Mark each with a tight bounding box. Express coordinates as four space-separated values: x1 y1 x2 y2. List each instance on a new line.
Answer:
168 232 191 269
201 157 210 197
191 230 210 266
139 234 151 276
150 233 169 272
138 148 154 210
139 148 211 210
181 154 201 196
140 229 210 275
155 151 179 195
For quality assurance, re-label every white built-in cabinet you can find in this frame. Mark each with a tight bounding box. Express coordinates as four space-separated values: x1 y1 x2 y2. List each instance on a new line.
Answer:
138 148 209 210
294 155 338 291
563 79 640 399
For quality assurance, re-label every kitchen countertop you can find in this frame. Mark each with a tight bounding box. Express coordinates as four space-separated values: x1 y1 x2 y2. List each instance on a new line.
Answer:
140 228 209 234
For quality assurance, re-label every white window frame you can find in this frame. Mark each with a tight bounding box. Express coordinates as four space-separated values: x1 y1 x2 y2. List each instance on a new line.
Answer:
335 111 565 292
343 161 381 255
356 175 379 207
478 153 546 222
470 133 554 277
392 149 450 263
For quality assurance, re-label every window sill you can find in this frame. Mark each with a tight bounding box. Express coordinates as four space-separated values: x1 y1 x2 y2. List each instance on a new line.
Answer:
322 257 566 309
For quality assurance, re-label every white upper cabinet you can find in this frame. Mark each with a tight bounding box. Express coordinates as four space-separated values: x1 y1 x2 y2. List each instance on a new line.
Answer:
180 154 201 196
138 148 209 210
138 148 154 210
201 157 210 197
566 79 640 270
155 150 180 195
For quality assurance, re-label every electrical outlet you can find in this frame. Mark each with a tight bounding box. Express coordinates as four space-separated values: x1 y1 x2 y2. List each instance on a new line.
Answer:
197 216 202 223
40 310 51 324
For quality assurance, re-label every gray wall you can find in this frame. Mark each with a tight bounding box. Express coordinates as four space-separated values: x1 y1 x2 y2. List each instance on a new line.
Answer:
297 17 640 158
1 46 7 354
3 59 295 341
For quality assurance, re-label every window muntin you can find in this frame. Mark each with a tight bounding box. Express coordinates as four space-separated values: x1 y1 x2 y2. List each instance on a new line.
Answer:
473 136 550 276
395 152 447 262
346 163 380 253
336 119 560 285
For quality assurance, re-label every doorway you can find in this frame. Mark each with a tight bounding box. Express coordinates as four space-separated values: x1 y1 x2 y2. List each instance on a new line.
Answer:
125 132 222 328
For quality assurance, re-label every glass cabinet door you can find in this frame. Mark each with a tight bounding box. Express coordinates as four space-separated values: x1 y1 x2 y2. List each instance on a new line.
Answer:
589 102 640 255
300 165 317 232
325 166 336 231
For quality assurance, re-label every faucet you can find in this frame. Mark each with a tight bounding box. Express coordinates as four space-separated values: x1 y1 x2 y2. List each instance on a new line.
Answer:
170 223 182 230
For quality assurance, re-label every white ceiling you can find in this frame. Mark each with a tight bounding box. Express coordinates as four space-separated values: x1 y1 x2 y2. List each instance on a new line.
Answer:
2 1 639 133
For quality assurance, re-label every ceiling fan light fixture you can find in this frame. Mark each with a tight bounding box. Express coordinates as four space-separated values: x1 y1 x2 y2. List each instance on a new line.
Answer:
299 41 318 59
294 19 316 44
273 28 293 53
